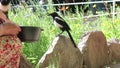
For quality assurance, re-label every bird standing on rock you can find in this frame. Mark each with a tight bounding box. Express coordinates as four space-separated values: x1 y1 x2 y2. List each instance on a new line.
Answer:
48 12 77 48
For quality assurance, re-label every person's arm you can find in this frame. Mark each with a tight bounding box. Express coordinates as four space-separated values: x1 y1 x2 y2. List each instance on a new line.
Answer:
0 24 3 36
0 22 21 36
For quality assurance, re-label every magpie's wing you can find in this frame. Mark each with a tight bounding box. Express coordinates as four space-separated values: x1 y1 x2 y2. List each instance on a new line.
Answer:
55 16 71 30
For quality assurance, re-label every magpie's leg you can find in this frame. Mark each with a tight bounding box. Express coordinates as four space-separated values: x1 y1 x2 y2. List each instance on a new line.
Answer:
56 31 64 37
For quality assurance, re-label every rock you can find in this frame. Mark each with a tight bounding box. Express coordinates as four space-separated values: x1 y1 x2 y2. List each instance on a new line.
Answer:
108 38 119 45
109 62 120 68
106 38 120 68
78 31 109 68
108 43 120 62
38 35 83 68
19 54 33 68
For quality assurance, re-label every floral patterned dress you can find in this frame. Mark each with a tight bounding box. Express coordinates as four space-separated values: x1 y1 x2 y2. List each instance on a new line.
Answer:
0 35 22 68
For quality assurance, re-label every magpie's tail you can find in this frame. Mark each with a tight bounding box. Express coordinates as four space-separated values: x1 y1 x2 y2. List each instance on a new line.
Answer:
66 30 77 48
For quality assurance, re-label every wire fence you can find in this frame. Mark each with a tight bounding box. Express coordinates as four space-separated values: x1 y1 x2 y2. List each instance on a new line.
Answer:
40 0 119 23
45 0 119 23
11 0 120 23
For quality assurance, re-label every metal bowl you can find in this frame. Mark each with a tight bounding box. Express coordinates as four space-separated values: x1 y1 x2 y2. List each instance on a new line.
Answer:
18 26 43 42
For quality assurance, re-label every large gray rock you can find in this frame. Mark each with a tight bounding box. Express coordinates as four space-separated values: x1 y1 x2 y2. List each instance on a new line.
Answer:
78 31 109 68
38 35 83 68
108 39 120 63
106 39 120 68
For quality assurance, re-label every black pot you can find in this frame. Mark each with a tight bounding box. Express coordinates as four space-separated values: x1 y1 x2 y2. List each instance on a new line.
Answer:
18 26 43 42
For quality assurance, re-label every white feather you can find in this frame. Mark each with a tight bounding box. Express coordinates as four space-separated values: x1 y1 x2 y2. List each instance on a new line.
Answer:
54 20 63 28
53 17 63 28
55 17 63 21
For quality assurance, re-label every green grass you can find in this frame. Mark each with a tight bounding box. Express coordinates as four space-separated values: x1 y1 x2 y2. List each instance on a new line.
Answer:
8 6 120 67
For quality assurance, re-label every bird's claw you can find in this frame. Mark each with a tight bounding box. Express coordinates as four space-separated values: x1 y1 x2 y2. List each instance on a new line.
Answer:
55 34 60 37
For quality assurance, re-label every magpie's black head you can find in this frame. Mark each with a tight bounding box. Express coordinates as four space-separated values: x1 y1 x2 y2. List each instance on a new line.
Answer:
0 0 11 6
48 12 59 17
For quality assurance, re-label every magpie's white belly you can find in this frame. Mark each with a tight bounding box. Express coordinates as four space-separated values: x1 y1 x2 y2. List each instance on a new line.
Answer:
54 21 63 28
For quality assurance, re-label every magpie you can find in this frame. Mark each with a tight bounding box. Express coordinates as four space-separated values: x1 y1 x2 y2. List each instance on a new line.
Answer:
48 12 77 48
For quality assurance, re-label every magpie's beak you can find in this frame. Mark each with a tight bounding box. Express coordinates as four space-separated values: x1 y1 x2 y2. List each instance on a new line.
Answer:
48 13 51 16
48 14 50 16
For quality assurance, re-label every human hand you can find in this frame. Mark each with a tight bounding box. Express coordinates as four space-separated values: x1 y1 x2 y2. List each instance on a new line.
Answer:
1 23 21 36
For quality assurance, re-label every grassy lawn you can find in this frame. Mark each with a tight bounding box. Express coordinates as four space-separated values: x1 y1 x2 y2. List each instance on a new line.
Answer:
8 5 120 67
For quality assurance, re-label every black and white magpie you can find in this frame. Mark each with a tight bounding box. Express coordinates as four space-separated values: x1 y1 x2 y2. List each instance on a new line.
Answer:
48 12 77 48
